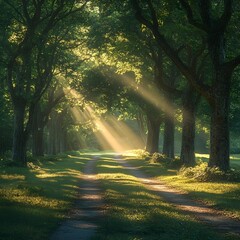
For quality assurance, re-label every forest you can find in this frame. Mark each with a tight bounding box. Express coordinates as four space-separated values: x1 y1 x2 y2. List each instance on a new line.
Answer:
1 0 240 170
0 1 240 240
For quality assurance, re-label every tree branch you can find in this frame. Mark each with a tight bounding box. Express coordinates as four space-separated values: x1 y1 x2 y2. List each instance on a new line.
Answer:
219 0 233 31
148 44 182 96
22 0 31 23
179 0 206 31
146 0 158 29
132 0 154 31
3 0 25 24
199 0 211 30
132 0 212 103
224 54 240 71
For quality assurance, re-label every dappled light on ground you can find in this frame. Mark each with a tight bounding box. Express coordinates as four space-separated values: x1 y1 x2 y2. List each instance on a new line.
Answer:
126 155 240 221
94 155 236 240
0 153 91 240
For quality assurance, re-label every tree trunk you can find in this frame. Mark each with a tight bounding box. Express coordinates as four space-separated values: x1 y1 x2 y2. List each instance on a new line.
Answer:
12 100 28 165
32 127 44 157
146 114 161 154
162 114 175 158
209 74 230 171
48 112 57 155
137 111 147 144
32 104 45 157
180 87 197 167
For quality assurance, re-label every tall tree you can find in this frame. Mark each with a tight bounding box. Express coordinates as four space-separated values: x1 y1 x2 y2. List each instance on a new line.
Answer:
31 84 65 156
179 0 240 170
2 0 87 165
132 0 240 171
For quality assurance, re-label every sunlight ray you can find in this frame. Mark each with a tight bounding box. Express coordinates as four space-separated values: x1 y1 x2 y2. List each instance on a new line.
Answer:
118 74 175 118
65 88 144 152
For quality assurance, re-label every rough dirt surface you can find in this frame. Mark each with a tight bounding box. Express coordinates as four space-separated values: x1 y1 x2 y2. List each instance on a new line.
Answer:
50 155 240 239
117 157 240 236
50 158 104 240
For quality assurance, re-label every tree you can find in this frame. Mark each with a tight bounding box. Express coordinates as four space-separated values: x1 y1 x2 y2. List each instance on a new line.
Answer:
179 0 240 170
2 0 87 165
132 0 240 171
31 83 65 156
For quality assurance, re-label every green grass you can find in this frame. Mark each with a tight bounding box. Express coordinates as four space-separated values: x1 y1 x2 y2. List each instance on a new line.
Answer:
94 155 239 240
1 151 240 240
124 153 240 220
195 153 240 168
0 152 91 240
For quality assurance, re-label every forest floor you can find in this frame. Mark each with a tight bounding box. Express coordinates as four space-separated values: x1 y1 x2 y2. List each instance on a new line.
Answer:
50 157 104 240
50 152 240 240
1 151 240 240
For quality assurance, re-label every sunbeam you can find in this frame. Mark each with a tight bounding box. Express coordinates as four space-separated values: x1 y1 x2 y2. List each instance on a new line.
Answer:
64 88 144 152
118 74 175 118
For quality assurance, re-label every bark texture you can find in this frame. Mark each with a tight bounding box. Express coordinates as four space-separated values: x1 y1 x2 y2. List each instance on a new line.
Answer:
180 87 197 167
146 114 161 154
162 114 175 159
12 100 28 165
208 72 231 171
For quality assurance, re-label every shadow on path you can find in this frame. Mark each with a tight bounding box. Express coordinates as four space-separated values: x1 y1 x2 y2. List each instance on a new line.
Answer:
50 158 104 240
116 157 240 236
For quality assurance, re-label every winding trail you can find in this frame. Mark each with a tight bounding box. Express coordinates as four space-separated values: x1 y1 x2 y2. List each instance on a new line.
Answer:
50 158 104 240
117 157 240 236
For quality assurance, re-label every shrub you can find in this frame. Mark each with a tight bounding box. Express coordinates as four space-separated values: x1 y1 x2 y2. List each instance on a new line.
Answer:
179 162 240 182
150 153 170 164
130 149 150 159
149 153 182 169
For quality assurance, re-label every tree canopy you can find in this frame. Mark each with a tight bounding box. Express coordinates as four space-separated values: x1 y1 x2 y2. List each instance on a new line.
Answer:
0 0 240 172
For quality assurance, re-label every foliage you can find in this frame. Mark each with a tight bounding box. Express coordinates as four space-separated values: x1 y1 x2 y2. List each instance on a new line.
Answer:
149 152 182 169
179 162 240 182
128 149 150 159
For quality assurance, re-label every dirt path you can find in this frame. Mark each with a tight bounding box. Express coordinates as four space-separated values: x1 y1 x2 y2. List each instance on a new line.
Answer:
50 158 103 240
116 157 240 237
50 154 240 239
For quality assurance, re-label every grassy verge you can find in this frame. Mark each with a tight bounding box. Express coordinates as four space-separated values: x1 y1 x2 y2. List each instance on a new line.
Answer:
0 152 91 240
195 153 240 168
94 154 238 240
123 152 240 220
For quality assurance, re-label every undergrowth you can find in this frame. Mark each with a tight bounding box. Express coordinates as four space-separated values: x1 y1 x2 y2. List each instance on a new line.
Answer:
149 152 182 169
179 162 240 182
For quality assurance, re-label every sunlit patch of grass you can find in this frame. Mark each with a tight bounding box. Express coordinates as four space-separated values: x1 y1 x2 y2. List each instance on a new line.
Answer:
231 155 240 160
195 153 240 168
94 156 238 240
126 156 240 221
0 174 25 180
0 152 92 240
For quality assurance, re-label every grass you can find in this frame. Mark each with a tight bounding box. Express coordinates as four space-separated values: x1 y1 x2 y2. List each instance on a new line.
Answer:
124 152 240 220
93 154 239 240
1 150 240 240
0 152 91 240
195 153 240 168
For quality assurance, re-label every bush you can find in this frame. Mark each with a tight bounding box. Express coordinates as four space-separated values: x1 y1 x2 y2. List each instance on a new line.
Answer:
150 153 171 164
130 149 150 159
149 153 182 169
179 162 240 182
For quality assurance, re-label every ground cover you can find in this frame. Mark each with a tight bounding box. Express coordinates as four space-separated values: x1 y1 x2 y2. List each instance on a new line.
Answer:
0 152 91 240
94 154 239 240
124 152 240 220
